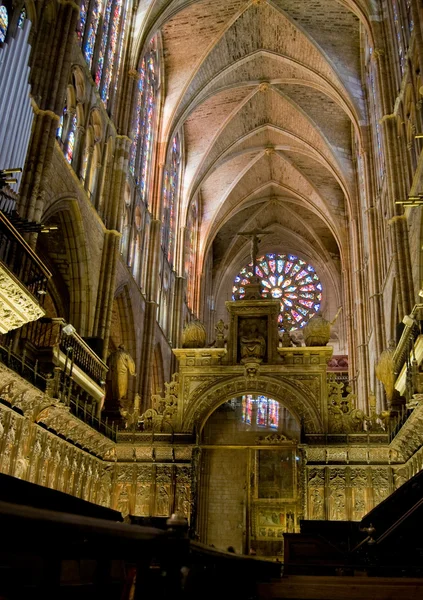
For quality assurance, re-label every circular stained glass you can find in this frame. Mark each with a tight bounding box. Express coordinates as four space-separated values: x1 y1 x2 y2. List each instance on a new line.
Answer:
232 253 322 331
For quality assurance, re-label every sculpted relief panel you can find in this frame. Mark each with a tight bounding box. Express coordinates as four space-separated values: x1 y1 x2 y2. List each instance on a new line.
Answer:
306 466 392 521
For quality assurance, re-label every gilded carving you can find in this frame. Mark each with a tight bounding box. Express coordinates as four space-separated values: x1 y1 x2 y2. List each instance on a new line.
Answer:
328 470 346 520
0 266 45 333
372 468 390 506
140 373 179 431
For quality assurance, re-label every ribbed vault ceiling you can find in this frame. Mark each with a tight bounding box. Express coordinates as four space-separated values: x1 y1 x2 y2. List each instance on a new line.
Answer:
134 0 377 307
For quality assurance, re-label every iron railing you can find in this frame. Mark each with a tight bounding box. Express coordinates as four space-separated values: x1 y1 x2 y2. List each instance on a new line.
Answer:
22 318 107 386
0 340 116 443
0 210 51 298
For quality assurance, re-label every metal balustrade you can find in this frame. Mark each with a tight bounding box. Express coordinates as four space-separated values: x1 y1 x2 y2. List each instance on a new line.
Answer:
0 210 51 298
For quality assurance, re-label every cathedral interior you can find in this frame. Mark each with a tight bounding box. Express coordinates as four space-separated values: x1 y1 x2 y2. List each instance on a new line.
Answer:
2 0 423 597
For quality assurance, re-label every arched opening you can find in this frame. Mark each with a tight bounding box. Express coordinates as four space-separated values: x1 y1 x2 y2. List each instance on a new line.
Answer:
197 396 302 558
36 202 91 334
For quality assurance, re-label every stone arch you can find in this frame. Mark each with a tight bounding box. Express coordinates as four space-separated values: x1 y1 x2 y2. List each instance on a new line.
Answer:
110 285 136 357
38 198 91 335
72 64 86 104
181 375 324 435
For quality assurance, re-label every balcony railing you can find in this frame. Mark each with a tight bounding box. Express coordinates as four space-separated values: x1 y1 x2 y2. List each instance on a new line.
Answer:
22 318 107 387
0 210 51 298
0 339 116 442
0 189 17 215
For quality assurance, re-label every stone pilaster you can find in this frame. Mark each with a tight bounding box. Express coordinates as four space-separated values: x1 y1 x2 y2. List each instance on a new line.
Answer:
93 230 121 361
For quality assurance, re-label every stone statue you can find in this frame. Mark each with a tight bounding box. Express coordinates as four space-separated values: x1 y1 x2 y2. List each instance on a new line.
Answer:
215 319 228 348
375 340 396 408
106 345 136 401
240 320 266 363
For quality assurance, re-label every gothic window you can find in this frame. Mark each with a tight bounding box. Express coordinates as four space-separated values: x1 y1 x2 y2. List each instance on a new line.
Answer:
56 106 66 141
405 0 413 33
17 6 26 28
185 199 199 310
233 253 322 331
161 133 181 266
65 113 77 164
129 36 159 203
0 5 9 43
242 396 252 425
392 0 406 75
57 97 77 165
365 43 385 184
78 0 128 107
241 395 279 429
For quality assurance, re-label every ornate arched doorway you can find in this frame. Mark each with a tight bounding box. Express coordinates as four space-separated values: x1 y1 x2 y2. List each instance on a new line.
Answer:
196 395 304 558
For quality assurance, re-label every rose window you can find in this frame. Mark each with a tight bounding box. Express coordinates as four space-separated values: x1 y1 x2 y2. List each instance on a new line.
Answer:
232 253 322 331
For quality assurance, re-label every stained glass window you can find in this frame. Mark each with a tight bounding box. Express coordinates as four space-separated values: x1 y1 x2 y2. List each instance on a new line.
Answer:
65 114 77 164
56 110 65 141
366 42 385 182
129 37 159 204
233 253 322 331
17 7 26 29
405 0 413 33
241 395 279 428
161 134 181 265
242 396 252 425
83 0 101 68
392 0 405 75
99 0 123 104
0 6 8 43
185 200 198 310
78 0 127 107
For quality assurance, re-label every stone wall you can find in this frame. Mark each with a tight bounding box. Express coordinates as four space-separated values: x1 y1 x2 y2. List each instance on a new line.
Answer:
199 448 248 553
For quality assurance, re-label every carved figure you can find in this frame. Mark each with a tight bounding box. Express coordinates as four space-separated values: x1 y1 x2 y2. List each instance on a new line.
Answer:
117 487 130 516
156 486 169 515
240 320 266 363
238 229 273 276
375 340 396 408
215 319 228 348
106 345 136 402
310 488 324 519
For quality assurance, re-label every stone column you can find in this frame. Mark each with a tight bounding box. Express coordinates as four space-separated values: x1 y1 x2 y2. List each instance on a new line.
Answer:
349 216 369 410
93 230 121 361
170 275 185 373
107 135 131 231
139 219 161 411
18 0 79 223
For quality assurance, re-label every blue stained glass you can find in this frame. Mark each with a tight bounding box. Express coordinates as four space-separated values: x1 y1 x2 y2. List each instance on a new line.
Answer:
162 133 181 265
129 39 158 205
65 114 77 164
288 254 297 261
83 0 101 68
18 7 26 29
0 6 8 43
78 0 88 43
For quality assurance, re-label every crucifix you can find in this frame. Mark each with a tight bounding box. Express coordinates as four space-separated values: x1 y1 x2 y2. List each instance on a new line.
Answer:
238 228 273 278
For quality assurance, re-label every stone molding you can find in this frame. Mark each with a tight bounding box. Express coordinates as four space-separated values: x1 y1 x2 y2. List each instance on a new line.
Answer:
0 362 114 458
0 264 45 333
